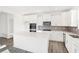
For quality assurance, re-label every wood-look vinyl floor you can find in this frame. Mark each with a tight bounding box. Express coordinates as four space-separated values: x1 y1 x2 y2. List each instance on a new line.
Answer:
0 37 13 47
0 37 31 53
48 40 68 53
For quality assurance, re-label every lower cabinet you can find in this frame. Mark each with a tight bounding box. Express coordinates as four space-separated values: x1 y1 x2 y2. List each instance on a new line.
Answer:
75 47 79 53
50 31 64 42
65 33 79 53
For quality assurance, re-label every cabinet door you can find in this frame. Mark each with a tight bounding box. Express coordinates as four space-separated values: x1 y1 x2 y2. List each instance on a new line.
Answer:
0 13 7 34
51 15 61 26
57 10 77 26
78 16 79 29
24 15 37 21
74 47 79 53
7 14 13 34
70 9 77 26
50 31 64 42
65 34 77 53
61 12 71 26
42 14 51 21
77 9 79 29
37 15 43 26
68 40 75 53
52 13 68 26
65 34 71 52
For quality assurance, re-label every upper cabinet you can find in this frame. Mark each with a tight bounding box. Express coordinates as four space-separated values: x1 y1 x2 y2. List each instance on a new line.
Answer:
24 15 37 21
61 11 71 26
42 14 51 21
52 13 70 26
24 9 78 27
70 9 78 27
52 9 77 26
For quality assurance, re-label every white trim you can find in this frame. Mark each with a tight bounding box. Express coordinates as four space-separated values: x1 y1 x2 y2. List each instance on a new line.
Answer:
0 33 13 38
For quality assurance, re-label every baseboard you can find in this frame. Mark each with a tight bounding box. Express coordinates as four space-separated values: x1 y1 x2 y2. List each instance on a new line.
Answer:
0 33 13 39
0 33 6 37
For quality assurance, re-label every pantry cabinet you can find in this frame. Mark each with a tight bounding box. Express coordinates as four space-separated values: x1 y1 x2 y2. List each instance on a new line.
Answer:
77 9 79 29
0 12 13 38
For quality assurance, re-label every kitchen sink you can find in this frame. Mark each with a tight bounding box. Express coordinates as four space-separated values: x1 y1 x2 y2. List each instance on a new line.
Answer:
70 35 79 38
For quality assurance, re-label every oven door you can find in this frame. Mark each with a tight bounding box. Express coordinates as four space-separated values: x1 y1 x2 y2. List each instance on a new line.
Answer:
29 23 36 32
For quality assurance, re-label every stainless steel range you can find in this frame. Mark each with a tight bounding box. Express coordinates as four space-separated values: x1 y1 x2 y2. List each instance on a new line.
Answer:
43 21 51 31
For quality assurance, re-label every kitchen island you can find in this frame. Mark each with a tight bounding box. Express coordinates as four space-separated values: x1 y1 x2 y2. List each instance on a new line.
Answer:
14 31 50 53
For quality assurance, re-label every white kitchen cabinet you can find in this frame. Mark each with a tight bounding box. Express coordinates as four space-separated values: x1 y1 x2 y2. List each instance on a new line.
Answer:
78 17 79 29
24 9 78 26
51 11 71 26
24 14 52 26
77 8 79 29
62 9 77 26
70 9 77 26
24 13 65 26
65 34 75 53
51 14 64 26
75 47 79 53
24 15 37 21
37 15 43 26
65 33 74 53
61 11 71 26
24 14 43 25
42 14 51 21
0 12 13 38
37 14 52 26
50 31 64 42
14 32 49 53
65 9 77 26
65 33 79 53
52 9 77 26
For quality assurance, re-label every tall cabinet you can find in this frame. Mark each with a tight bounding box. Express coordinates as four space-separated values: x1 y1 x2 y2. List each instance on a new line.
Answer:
77 8 79 29
0 12 13 38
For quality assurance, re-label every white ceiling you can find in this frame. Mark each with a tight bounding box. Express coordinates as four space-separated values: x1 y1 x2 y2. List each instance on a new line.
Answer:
0 6 78 15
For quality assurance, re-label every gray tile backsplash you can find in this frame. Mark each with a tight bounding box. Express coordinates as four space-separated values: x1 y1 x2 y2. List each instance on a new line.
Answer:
38 25 79 35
